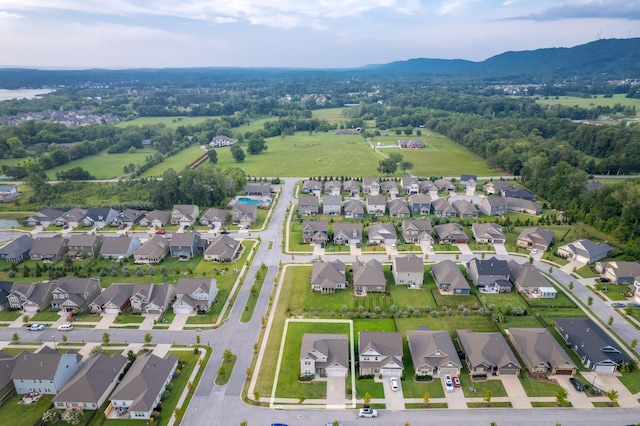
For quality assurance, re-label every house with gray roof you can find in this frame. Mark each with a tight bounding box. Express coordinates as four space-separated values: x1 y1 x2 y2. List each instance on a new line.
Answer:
53 353 128 410
516 227 554 251
366 195 386 215
8 281 56 312
107 352 178 420
507 328 577 377
0 184 19 202
298 195 319 215
466 257 510 288
0 235 33 264
302 179 323 196
81 208 119 228
503 188 536 200
199 208 229 228
363 178 381 195
431 198 457 218
409 194 432 215
169 232 202 260
11 347 83 394
457 330 521 376
110 209 145 228
25 209 64 227
482 181 512 195
555 318 628 373
393 253 424 288
333 223 362 245
479 197 508 216
434 178 455 192
139 210 170 228
204 235 241 262
505 197 542 215
419 180 436 194
53 208 86 227
595 261 640 284
133 235 170 264
302 221 329 245
343 199 364 218
130 283 175 315
452 199 479 219
380 180 399 197
300 334 349 378
387 198 410 218
30 235 68 263
173 278 217 314
401 177 420 195
401 219 433 245
471 223 506 244
0 281 13 311
432 260 470 295
324 180 341 196
557 239 611 264
342 180 360 197
352 259 386 295
583 181 603 193
508 260 556 298
434 223 468 244
0 351 16 400
232 204 258 226
67 234 103 258
89 283 135 314
358 332 403 377
367 223 397 245
322 195 342 215
100 235 142 260
50 277 101 313
170 204 199 227
407 330 462 378
460 174 477 188
245 183 272 196
311 260 347 293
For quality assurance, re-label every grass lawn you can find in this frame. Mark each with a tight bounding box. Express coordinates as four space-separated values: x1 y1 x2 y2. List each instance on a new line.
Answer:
356 379 385 400
600 284 633 301
592 401 619 407
467 401 512 408
575 264 600 279
113 311 145 324
1 347 37 356
141 144 205 178
30 311 62 321
618 370 640 394
0 394 54 426
531 401 572 408
460 375 507 397
519 376 562 397
45 148 159 180
478 291 527 311
402 378 445 399
525 290 577 308
115 115 223 128
215 353 237 385
312 108 350 124
406 402 448 409
0 311 20 321
241 263 267 323
533 94 640 117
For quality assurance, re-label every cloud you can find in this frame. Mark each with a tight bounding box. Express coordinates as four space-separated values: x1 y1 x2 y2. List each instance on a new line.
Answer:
509 0 640 21
0 11 22 19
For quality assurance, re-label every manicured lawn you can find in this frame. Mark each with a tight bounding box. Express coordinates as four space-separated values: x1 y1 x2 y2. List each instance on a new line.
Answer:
592 401 619 407
402 378 445 399
618 370 640 394
0 394 54 426
215 353 237 385
575 264 600 278
241 263 268 323
600 284 633 301
467 401 512 408
113 311 145 324
141 144 205 178
525 290 577 308
0 311 20 321
406 402 448 408
30 311 62 321
478 291 527 311
0 347 37 356
520 376 562 397
460 375 507 397
356 379 384 400
532 401 572 407
115 115 223 128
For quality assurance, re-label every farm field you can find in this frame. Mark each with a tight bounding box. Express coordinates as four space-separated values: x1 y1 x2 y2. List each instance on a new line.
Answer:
45 148 158 180
115 115 222 128
531 94 640 117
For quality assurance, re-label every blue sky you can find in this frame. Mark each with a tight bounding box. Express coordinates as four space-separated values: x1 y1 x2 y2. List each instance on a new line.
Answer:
1 0 639 69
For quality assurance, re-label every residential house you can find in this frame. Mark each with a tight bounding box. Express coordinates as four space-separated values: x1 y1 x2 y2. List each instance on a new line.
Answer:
0 281 13 311
452 199 479 219
333 223 362 245
508 328 577 377
232 204 258 226
53 354 128 410
8 281 56 312
53 208 86 227
433 223 468 244
516 227 554 251
130 284 175 315
245 183 272 196
209 135 235 147
466 257 510 288
503 188 536 200
169 232 202 260
557 239 611 264
352 259 386 294
431 198 456 218
595 261 640 284
366 195 386 215
133 235 170 264
387 198 410 218
170 205 199 227
363 178 380 195
367 223 397 245
419 180 436 194
358 332 403 377
392 253 424 288
380 180 399 197
460 174 477 188
81 208 119 228
0 184 19 202
482 181 513 195
324 180 341 196
508 260 557 298
322 195 342 215
109 209 145 228
107 353 178 420
88 283 135 314
301 221 329 245
343 180 360 197
11 347 83 394
67 234 103 258
25 209 64 227
401 177 420 195
138 210 170 228
203 235 241 262
0 235 33 264
310 260 347 293
300 334 349 378
431 260 470 295
0 351 16 401
29 235 68 263
50 277 101 313
457 330 521 376
505 197 542 215
407 330 462 377
434 178 455 192
479 197 508 216
99 235 142 260
298 196 319 215
343 199 364 218
397 138 425 148
401 219 433 245
555 318 629 373
408 194 432 215
471 223 506 244
173 278 217 314
302 179 323 196
199 208 229 228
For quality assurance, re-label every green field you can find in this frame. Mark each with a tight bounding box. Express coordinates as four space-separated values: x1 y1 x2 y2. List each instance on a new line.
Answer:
44 148 159 180
532 94 640 117
141 144 206 177
115 116 222 128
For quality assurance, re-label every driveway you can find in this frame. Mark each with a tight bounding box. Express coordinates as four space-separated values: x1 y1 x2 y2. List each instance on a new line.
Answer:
326 376 346 409
312 244 325 256
381 377 405 411
583 372 637 407
499 375 531 408
349 244 362 256
494 243 508 255
555 375 592 408
457 244 473 255
442 377 467 409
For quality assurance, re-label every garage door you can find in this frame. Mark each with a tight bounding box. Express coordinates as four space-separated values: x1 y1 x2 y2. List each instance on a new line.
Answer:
439 368 459 376
104 308 120 315
381 370 400 378
594 365 615 373
500 368 519 375
554 369 574 375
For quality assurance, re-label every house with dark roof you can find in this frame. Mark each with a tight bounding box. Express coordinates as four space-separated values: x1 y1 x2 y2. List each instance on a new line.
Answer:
170 205 199 227
50 277 101 313
363 178 381 195
419 180 436 194
324 180 341 196
138 210 170 228
298 195 319 215
460 174 477 188
8 281 56 312
479 197 508 216
452 199 479 219
53 208 86 227
402 177 420 195
401 219 432 245
367 223 397 245
343 199 364 218
466 257 510 288
409 194 432 215
505 197 542 215
431 198 457 218
457 330 521 376
583 181 603 193
107 353 178 420
133 235 170 264
232 204 258 226
595 261 640 284
30 235 68 263
0 235 33 264
555 318 629 373
99 235 142 260
407 330 462 377
0 184 19 202
397 138 425 148
245 183 272 196
25 209 64 227
471 223 506 244
434 223 468 244
199 208 229 228
380 180 399 197
557 239 611 264
173 278 217 314
311 260 347 293
333 223 362 245
11 347 83 394
352 259 386 295
130 284 175 315
203 235 241 262
302 179 323 196
516 227 554 251
300 334 349 378
67 234 103 258
503 188 536 200
0 281 13 311
322 195 342 215
387 198 410 218
302 221 329 245
366 195 386 215
109 209 145 228
358 332 403 377
392 253 424 288
89 283 135 314
507 328 577 377
482 181 512 195
508 260 557 298
53 353 128 410
80 208 119 228
0 351 16 401
169 232 202 260
432 260 470 295
342 180 360 197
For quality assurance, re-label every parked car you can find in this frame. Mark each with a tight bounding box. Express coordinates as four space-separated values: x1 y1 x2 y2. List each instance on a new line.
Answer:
390 377 399 391
220 230 230 234
627 302 640 308
27 324 45 331
453 376 461 388
569 377 584 392
57 323 73 331
155 230 166 235
445 375 454 392
358 407 378 418
531 248 538 254
310 256 319 263
270 424 288 426
596 277 611 283
183 224 189 230
611 302 626 308
62 225 69 230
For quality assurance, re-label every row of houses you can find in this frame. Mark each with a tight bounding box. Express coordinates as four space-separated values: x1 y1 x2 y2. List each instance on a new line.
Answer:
300 318 628 380
310 255 558 299
0 277 217 315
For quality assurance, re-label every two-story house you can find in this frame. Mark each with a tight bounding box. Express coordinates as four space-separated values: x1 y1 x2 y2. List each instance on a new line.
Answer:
88 283 135 314
67 234 103 259
401 219 433 245
367 223 397 245
11 347 82 394
352 259 386 295
363 178 381 196
431 198 456 218
401 177 420 195
300 334 349 378
343 199 364 218
0 235 33 264
50 277 101 313
324 180 341 196
172 278 217 314
358 332 403 377
380 180 399 197
466 257 510 288
30 235 68 263
407 330 462 378
99 235 142 260
232 204 258 226
333 223 362 246
387 199 410 218
298 196 319 215
311 260 347 293
130 283 176 315
8 281 56 312
169 232 202 260
479 197 508 216
409 194 432 215
393 253 424 288
366 195 386 215
302 221 329 245
322 195 342 215
199 208 229 228
170 205 199 227
342 180 360 197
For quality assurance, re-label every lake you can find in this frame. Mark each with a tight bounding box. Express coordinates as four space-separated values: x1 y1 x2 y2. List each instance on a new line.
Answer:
0 89 56 101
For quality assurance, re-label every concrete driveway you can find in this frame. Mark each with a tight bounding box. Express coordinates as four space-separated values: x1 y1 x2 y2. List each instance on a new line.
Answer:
326 376 346 409
381 377 405 411
457 244 473 255
555 375 592 408
442 376 467 409
494 243 508 255
499 375 531 408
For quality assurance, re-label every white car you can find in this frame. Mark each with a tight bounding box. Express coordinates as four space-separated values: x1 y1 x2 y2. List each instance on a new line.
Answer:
358 407 377 418
57 323 73 331
27 323 45 331
531 248 538 254
444 375 454 392
390 377 400 391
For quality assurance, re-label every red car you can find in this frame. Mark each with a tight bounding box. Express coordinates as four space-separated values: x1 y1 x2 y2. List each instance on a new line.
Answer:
453 376 461 388
155 230 166 235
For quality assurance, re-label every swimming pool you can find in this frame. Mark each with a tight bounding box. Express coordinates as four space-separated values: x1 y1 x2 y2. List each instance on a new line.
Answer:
235 197 263 205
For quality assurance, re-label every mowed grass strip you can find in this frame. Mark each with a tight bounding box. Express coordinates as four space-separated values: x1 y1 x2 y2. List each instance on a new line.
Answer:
45 148 159 180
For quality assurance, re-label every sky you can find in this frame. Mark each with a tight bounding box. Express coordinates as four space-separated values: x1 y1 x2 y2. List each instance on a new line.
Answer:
1 0 640 69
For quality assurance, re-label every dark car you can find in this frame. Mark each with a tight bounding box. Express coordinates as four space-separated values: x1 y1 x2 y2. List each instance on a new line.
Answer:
569 377 584 392
220 230 230 234
611 302 626 308
596 277 611 283
627 302 640 308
